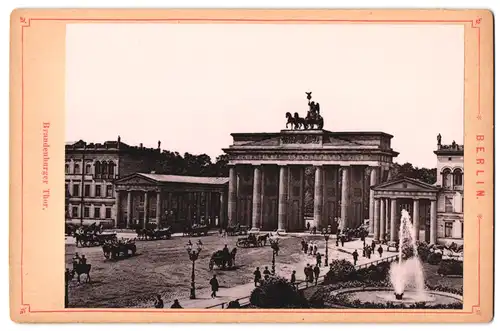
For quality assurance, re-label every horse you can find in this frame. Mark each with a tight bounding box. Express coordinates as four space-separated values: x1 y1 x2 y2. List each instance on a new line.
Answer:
71 263 91 283
257 233 270 246
135 227 147 240
285 112 307 130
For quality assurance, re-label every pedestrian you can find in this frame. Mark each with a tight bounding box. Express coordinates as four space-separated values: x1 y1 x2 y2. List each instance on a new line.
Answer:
378 245 383 258
336 236 339 247
362 245 366 257
312 226 317 235
308 242 313 255
316 252 322 267
210 275 219 298
290 270 297 288
263 266 271 280
72 253 80 270
171 299 183 308
313 265 320 285
352 249 359 266
308 264 314 283
304 264 310 283
340 236 345 247
253 267 262 287
371 241 376 252
307 222 310 231
367 246 372 259
79 254 87 265
154 294 164 308
303 241 308 254
313 243 318 256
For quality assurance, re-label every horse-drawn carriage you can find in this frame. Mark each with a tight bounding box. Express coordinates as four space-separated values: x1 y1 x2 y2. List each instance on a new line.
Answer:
183 224 209 237
225 224 249 236
209 248 237 270
236 233 269 248
102 239 137 260
136 227 172 240
75 232 117 247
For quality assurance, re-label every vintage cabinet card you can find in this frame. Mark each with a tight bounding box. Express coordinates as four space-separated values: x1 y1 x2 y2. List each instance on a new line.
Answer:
9 8 494 323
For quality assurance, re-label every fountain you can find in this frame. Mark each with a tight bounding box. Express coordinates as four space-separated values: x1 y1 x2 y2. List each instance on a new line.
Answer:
329 209 463 308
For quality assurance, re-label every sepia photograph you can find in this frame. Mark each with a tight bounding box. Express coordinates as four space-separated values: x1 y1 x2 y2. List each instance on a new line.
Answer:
62 22 466 310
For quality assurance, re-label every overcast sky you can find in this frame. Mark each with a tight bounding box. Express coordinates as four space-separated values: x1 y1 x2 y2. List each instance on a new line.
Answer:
66 23 464 168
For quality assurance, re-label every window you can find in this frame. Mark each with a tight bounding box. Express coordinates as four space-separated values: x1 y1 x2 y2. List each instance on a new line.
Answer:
444 221 453 238
84 184 90 197
95 161 101 175
72 184 80 197
102 161 108 174
85 164 91 174
65 164 69 174
445 197 453 213
72 206 78 217
108 162 115 176
453 169 463 187
95 185 101 197
94 207 101 218
84 207 90 218
442 169 452 188
105 207 112 219
106 185 113 197
74 164 80 174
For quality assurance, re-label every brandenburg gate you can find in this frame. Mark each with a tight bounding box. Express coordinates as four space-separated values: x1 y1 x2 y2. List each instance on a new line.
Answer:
223 129 399 233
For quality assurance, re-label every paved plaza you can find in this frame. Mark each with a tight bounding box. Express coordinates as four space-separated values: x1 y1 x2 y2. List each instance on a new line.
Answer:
65 231 397 308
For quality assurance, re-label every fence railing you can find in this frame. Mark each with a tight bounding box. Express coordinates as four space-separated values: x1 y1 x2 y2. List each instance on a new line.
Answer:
354 255 399 271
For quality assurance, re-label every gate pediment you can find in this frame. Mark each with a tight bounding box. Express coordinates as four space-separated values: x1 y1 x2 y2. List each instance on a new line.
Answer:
372 177 439 192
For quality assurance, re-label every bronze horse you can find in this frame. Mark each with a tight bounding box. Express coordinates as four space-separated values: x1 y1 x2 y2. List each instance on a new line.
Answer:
285 112 306 130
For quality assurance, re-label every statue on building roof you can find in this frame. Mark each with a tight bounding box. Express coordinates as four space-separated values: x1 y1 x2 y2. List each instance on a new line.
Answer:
437 133 441 146
452 140 456 148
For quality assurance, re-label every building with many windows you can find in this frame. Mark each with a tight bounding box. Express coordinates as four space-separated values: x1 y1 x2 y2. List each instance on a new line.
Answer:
434 137 464 243
65 137 164 226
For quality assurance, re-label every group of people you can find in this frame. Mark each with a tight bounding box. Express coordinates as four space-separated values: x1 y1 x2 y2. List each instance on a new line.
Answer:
301 239 319 256
253 266 273 286
154 296 183 309
304 263 321 285
72 252 87 269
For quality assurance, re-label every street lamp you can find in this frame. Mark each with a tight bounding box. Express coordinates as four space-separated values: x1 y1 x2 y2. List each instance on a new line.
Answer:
324 233 330 267
269 237 280 275
186 241 203 299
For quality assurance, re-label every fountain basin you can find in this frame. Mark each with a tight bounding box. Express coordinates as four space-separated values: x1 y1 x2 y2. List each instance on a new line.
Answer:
330 287 463 308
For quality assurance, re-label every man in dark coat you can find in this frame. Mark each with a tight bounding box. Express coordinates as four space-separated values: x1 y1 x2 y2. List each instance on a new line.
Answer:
378 245 384 258
371 241 376 252
222 244 230 258
210 275 219 298
316 252 322 267
313 265 320 285
290 270 297 288
352 249 359 266
171 299 183 308
263 266 271 280
253 267 262 287
154 294 164 308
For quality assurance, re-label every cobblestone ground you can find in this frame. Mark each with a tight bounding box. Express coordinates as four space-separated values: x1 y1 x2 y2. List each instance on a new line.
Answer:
66 232 332 308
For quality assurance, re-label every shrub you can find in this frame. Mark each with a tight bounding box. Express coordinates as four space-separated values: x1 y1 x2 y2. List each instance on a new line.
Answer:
250 276 309 308
427 252 443 265
324 259 356 284
437 260 463 276
417 242 431 262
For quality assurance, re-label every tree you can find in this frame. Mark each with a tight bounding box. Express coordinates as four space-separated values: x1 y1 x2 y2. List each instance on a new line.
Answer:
388 162 437 184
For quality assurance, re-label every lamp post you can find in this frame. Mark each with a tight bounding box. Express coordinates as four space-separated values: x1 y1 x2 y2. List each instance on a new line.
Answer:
269 238 280 275
186 241 203 299
324 233 330 267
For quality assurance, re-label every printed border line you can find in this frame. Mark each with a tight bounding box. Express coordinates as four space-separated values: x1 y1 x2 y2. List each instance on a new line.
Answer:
18 17 482 316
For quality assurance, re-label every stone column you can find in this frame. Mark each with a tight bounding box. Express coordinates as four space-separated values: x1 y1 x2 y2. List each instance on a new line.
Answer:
390 198 397 242
219 191 227 228
251 166 263 231
413 199 420 240
384 198 390 235
115 190 121 228
143 191 148 229
277 166 288 232
373 198 380 241
369 167 379 235
196 192 201 224
313 166 324 229
430 200 437 244
156 191 161 229
186 193 192 225
340 167 350 230
127 191 132 228
228 166 237 225
205 192 211 225
380 198 386 241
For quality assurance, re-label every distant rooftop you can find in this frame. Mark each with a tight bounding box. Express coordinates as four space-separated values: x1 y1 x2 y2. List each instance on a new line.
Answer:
434 139 464 156
66 137 163 153
139 173 229 185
